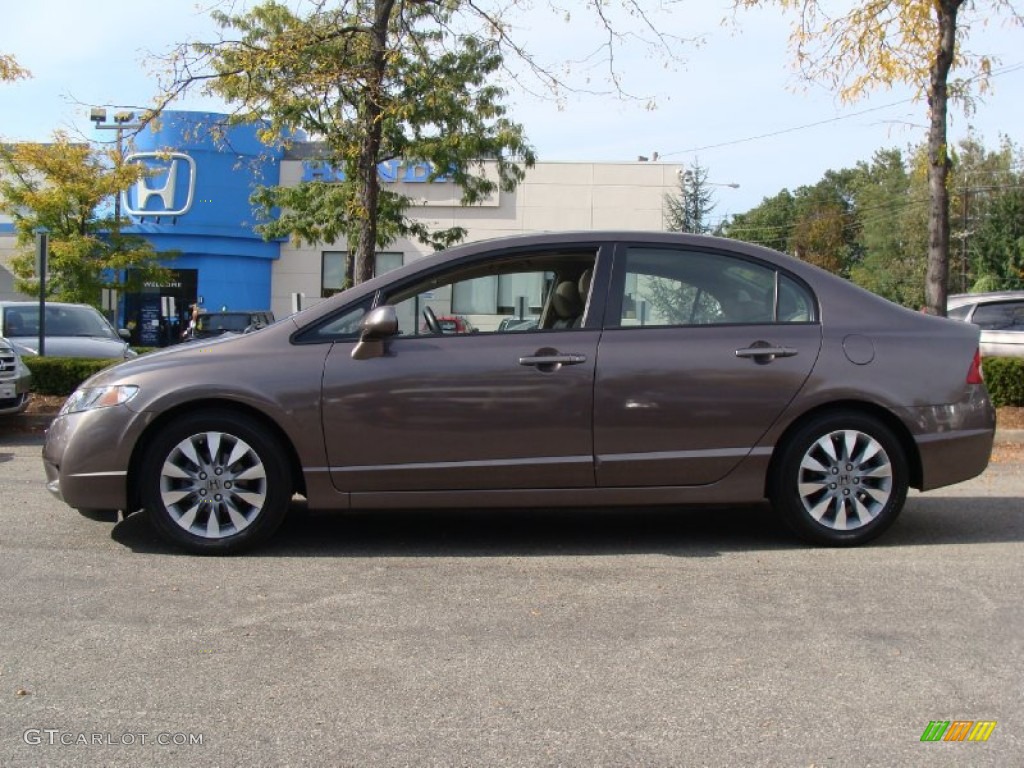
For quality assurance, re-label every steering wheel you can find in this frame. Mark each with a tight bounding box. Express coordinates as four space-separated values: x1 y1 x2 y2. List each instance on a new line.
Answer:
422 306 442 335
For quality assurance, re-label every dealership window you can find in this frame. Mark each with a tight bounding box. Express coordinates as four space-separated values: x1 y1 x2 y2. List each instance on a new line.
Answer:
452 273 548 315
322 251 404 296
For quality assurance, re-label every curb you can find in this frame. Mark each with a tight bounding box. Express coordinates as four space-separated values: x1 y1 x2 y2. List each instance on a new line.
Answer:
6 413 1024 445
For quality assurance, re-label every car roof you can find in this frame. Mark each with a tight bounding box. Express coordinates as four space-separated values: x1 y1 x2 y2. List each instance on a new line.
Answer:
0 301 98 309
949 290 1024 306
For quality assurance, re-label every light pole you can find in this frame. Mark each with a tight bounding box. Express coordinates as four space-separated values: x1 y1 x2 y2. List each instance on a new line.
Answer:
90 108 143 325
89 108 143 225
680 169 740 190
673 169 740 234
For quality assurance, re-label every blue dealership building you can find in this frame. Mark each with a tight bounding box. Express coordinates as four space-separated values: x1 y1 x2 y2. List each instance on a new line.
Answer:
117 112 283 344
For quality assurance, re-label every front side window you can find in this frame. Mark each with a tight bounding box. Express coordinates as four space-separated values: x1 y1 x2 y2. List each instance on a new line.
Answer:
616 247 814 327
385 250 597 337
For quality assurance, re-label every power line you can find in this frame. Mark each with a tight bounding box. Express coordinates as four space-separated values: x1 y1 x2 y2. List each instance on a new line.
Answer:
660 63 1024 159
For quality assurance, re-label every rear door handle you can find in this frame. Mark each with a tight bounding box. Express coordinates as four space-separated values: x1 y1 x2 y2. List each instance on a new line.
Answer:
518 353 588 367
735 345 798 362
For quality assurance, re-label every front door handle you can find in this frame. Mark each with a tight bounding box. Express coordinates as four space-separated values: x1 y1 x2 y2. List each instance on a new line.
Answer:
735 344 798 363
518 353 587 366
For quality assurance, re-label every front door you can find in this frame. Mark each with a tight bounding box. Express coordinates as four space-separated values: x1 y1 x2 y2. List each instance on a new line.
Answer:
321 247 604 493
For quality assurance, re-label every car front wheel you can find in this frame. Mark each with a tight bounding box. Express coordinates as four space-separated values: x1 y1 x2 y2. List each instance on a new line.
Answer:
771 411 909 546
140 412 291 554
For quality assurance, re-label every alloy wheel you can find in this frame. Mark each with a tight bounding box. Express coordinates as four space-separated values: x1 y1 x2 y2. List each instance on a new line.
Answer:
159 431 268 539
796 428 893 531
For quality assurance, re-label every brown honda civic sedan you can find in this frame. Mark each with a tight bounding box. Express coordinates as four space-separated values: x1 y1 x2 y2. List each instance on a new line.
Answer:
43 232 995 554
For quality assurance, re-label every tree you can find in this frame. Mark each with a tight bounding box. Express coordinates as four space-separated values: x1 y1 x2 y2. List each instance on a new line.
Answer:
162 0 695 286
0 53 29 82
789 170 860 275
846 147 929 308
733 0 1023 315
948 134 1023 292
970 188 1024 291
165 0 538 286
0 134 170 305
721 190 797 253
722 172 859 276
664 160 718 234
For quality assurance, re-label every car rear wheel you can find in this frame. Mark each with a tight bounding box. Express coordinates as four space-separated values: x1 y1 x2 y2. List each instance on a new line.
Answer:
140 412 291 554
771 411 908 546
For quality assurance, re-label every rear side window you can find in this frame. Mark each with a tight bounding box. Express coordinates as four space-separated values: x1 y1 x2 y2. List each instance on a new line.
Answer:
947 305 973 321
971 301 1024 330
615 247 815 327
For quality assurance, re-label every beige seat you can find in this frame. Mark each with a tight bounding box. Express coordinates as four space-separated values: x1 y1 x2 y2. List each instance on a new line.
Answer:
547 280 583 329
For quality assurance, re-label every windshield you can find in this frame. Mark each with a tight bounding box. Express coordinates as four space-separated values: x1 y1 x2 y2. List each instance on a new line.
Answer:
2 305 120 340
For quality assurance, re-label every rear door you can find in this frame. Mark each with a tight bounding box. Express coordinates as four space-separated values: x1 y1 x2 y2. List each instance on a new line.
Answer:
593 244 822 487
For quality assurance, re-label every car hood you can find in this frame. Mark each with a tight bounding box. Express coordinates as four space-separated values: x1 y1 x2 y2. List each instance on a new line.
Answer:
13 336 133 360
81 322 294 389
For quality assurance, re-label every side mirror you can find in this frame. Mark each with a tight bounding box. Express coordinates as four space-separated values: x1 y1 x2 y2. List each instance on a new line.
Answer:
352 306 399 360
118 329 131 341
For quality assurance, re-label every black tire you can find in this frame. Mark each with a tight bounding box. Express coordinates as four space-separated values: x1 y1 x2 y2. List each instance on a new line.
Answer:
140 411 291 554
770 411 909 546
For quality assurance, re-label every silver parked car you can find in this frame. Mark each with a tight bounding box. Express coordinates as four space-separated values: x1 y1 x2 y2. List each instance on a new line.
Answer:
0 301 136 360
0 336 32 415
948 291 1024 358
43 232 995 554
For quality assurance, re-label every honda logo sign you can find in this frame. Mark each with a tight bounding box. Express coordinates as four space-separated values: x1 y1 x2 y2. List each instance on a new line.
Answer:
122 152 197 217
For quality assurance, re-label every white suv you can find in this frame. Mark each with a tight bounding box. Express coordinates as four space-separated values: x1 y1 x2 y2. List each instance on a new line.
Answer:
0 336 32 415
948 291 1024 358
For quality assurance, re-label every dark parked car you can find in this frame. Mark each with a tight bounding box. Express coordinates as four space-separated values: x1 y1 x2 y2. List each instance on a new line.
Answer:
947 291 1024 358
189 310 275 340
0 301 136 360
43 232 995 554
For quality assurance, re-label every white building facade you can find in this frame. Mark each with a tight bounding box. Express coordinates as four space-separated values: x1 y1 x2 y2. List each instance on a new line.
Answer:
270 159 682 320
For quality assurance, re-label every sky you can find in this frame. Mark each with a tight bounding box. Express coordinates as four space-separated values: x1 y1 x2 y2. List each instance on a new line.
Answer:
2 0 1022 221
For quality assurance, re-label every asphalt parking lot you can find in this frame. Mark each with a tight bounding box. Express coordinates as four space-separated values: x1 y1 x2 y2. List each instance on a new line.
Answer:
1 432 1022 767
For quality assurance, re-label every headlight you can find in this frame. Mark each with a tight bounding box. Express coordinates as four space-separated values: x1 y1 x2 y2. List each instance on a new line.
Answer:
59 385 139 415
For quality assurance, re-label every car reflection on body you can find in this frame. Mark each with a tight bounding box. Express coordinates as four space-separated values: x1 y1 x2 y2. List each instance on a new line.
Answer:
43 232 995 554
0 301 136 360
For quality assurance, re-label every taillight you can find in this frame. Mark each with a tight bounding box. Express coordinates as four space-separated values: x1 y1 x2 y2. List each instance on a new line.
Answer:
967 349 984 384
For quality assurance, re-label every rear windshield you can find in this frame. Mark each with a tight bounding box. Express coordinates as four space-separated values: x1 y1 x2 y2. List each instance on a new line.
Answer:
196 314 252 332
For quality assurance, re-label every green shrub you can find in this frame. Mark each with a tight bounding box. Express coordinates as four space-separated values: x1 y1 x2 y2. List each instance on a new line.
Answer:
982 357 1024 408
24 357 117 396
